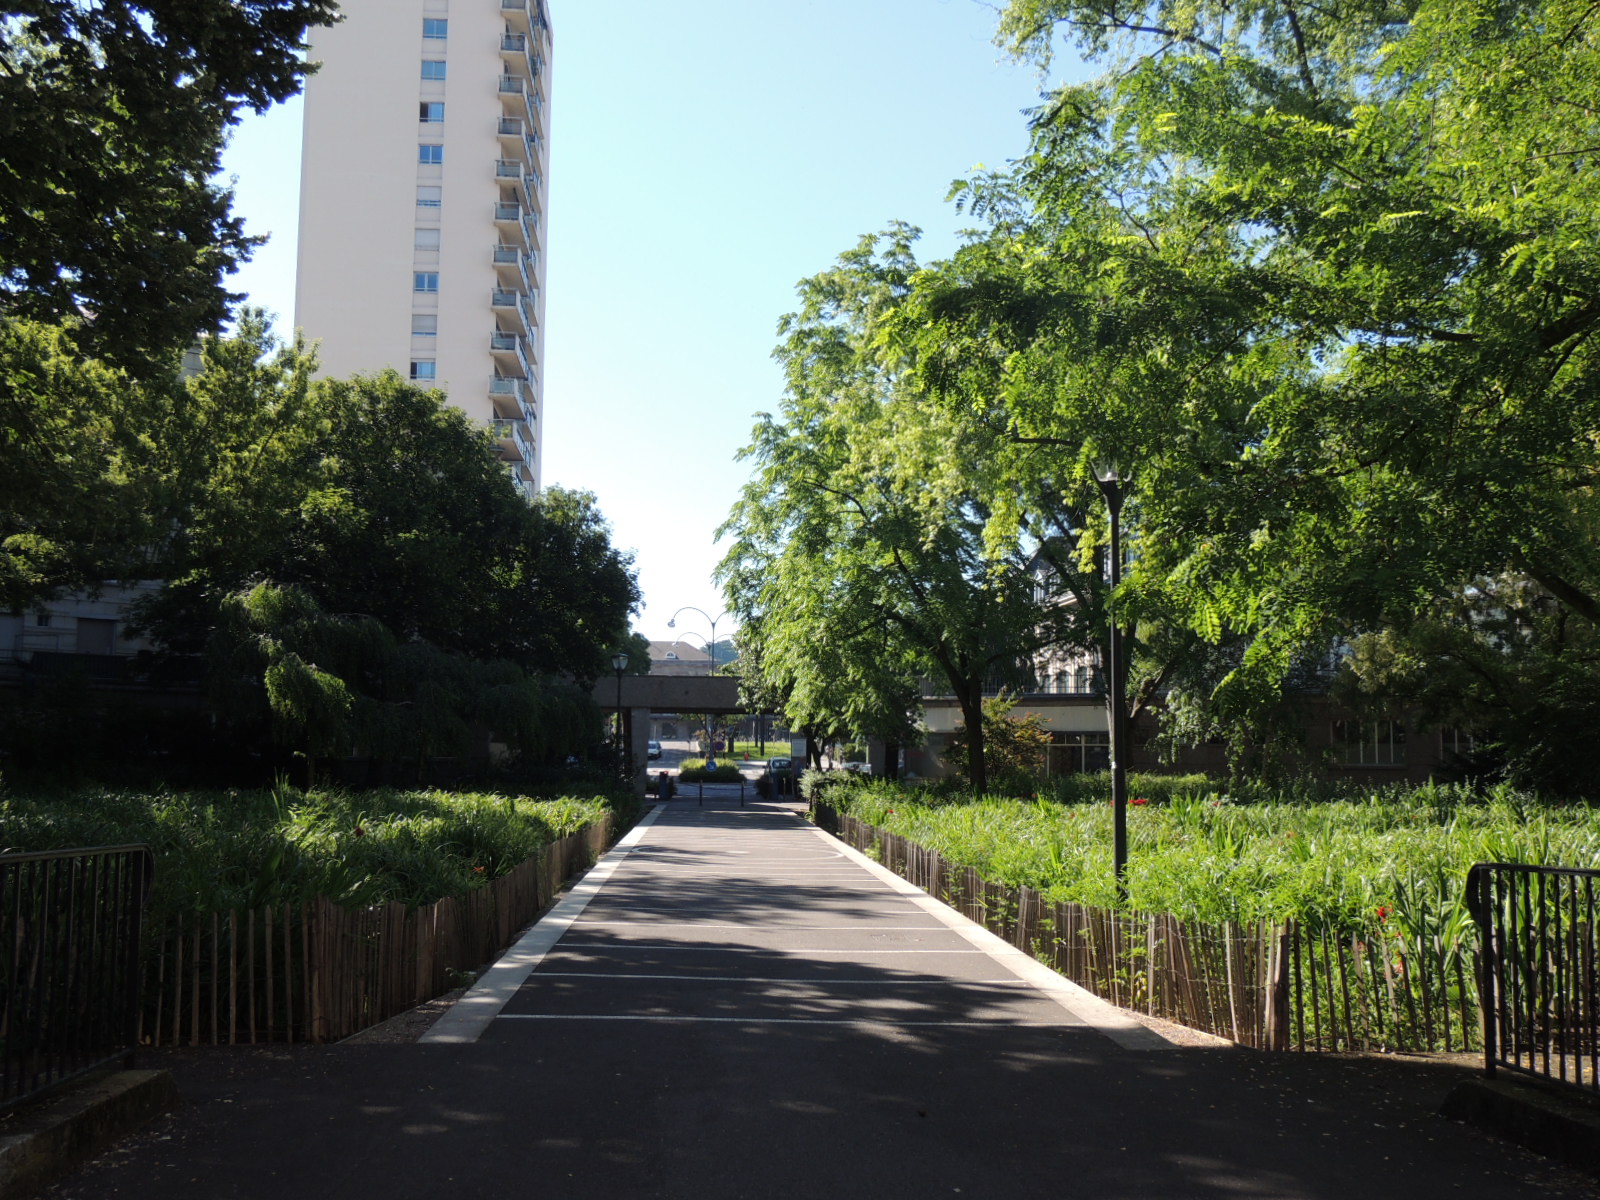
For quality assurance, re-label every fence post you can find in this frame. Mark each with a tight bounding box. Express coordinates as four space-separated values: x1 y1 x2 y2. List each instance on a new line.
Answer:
1264 922 1293 1051
1467 863 1496 1077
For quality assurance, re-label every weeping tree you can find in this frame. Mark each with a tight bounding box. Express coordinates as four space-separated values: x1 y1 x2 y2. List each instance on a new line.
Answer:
211 583 602 785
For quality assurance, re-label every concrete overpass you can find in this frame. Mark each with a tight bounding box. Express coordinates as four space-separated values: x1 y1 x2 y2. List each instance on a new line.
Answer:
590 673 746 793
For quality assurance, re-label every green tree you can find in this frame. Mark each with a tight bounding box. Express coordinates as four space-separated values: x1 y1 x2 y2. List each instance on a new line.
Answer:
944 694 1053 796
0 0 339 369
0 318 175 608
868 0 1600 784
720 231 1070 795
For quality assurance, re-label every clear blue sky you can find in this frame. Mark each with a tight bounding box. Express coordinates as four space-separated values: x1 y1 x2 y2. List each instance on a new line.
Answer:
219 0 1082 649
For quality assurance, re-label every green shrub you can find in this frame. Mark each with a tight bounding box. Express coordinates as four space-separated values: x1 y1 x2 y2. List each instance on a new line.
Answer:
821 778 1600 932
0 783 616 920
678 760 744 783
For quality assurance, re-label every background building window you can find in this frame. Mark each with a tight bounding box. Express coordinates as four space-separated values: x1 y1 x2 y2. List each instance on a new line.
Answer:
418 144 443 165
410 360 437 381
411 314 438 337
414 227 441 249
419 101 444 123
422 18 448 38
421 60 446 80
416 186 442 208
77 617 115 655
413 272 439 292
1334 719 1407 766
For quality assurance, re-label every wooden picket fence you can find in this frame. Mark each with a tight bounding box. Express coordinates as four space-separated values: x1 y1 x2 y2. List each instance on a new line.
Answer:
139 817 613 1046
819 806 1483 1054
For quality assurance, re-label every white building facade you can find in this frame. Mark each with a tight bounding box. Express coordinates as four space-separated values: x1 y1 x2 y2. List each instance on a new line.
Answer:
295 0 550 496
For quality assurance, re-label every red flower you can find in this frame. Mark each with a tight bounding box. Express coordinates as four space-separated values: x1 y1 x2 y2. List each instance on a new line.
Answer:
1376 906 1389 923
1131 796 1149 806
473 866 485 873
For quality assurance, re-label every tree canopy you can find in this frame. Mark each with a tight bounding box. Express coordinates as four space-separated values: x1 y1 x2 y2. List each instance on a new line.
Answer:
725 0 1600 790
0 0 339 370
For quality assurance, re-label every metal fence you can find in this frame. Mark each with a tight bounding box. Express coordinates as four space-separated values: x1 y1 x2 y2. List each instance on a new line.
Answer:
1 845 154 1111
1469 861 1600 1092
817 805 1491 1055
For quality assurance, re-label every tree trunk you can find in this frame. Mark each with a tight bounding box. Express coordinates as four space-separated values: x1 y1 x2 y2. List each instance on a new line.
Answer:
805 730 823 771
956 685 987 796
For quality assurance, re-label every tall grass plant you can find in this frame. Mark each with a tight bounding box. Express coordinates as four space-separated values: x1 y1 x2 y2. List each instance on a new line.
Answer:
0 782 619 921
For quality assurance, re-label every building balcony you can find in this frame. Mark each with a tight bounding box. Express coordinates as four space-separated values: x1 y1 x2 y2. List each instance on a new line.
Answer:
490 288 529 333
495 158 526 183
490 329 531 378
498 117 533 164
500 33 528 57
493 203 531 248
498 75 526 103
500 0 532 33
492 417 536 466
489 375 530 420
493 243 532 291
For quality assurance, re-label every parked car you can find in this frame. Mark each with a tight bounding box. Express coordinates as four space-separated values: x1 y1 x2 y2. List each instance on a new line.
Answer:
766 756 793 773
647 740 662 760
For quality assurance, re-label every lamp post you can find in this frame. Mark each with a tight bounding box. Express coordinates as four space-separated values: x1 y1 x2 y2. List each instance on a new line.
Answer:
612 650 629 757
668 606 729 676
1092 460 1131 901
669 606 731 765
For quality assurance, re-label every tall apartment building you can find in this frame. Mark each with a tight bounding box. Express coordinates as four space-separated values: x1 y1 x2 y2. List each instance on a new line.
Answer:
295 0 550 497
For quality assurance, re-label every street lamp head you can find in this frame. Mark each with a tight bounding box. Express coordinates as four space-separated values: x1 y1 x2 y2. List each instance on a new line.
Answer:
666 618 676 629
1091 457 1124 485
611 651 630 673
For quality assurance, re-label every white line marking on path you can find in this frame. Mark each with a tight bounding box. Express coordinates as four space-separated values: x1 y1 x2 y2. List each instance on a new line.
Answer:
526 972 1031 986
495 1014 1077 1029
554 944 990 954
568 923 949 931
419 805 665 1044
802 820 1179 1051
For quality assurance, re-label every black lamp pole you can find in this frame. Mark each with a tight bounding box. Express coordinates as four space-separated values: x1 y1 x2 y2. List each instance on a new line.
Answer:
611 651 629 758
1093 462 1130 901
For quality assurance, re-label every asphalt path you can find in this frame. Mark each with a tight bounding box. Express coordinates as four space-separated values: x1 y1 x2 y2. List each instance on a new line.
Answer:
44 794 1600 1200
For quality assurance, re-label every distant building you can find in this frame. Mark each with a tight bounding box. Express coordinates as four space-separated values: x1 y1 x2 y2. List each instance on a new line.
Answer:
648 640 714 678
296 0 550 497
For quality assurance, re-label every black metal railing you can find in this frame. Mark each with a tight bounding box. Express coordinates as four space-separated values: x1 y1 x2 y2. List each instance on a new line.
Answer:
1 845 155 1111
1469 861 1600 1092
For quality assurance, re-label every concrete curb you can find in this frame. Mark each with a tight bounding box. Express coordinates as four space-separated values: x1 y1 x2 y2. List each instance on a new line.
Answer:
0 1069 179 1197
1441 1075 1600 1179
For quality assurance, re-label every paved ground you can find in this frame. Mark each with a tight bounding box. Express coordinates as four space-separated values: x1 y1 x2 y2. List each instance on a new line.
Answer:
43 793 1600 1200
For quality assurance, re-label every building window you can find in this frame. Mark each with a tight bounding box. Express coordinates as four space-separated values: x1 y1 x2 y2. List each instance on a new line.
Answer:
422 18 448 38
413 272 439 293
421 60 447 80
1334 719 1407 766
77 617 115 656
418 144 443 165
416 186 442 209
410 360 437 381
1045 732 1110 776
419 101 444 123
411 314 438 337
414 227 441 250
